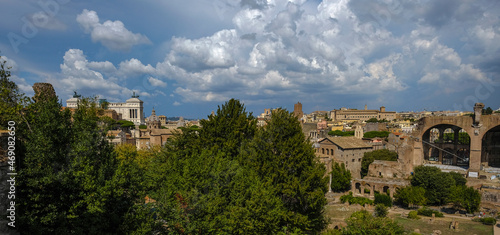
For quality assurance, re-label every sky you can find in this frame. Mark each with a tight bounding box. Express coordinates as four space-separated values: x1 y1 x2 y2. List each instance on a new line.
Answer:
1 0 499 119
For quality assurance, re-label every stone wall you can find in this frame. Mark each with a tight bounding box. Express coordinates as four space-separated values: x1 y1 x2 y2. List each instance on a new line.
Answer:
32 82 56 102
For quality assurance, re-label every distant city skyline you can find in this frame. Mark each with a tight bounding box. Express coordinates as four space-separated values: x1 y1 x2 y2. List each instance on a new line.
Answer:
1 0 499 119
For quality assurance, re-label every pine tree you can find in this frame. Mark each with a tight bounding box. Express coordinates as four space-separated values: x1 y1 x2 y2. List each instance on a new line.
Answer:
241 108 328 232
331 162 352 192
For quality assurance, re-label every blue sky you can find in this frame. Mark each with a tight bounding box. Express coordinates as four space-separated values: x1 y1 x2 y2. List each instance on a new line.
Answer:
1 0 499 119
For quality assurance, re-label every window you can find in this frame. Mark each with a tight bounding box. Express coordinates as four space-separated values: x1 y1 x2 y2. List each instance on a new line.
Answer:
322 148 325 154
352 159 355 162
326 149 329 155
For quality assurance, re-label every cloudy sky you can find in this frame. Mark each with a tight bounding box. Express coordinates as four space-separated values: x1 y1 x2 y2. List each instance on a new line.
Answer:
1 0 499 119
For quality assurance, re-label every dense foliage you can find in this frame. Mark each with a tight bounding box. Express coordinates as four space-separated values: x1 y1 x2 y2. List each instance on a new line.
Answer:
374 192 393 207
360 149 398 178
144 100 328 234
16 96 140 234
331 162 352 192
375 204 389 217
363 131 391 138
407 211 419 219
342 210 404 235
411 166 464 205
473 217 497 225
340 192 373 206
416 207 443 217
393 186 426 208
0 55 27 128
328 130 354 136
448 185 481 213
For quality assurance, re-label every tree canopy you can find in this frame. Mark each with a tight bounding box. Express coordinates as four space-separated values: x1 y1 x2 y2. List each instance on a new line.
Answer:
363 131 391 138
145 100 328 234
331 162 352 192
342 210 404 235
16 96 140 234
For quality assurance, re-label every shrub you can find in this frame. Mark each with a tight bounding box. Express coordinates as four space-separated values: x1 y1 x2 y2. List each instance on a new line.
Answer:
375 204 388 217
340 192 374 206
374 193 392 207
417 207 443 217
475 217 497 225
407 211 420 219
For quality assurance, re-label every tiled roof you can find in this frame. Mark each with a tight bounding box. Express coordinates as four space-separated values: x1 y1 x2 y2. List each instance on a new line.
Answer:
321 136 372 149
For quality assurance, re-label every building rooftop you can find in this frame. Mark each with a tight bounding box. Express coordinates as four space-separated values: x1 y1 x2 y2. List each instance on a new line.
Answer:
321 136 372 149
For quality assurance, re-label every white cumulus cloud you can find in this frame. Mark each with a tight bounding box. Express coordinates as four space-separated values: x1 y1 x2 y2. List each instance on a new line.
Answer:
76 9 151 51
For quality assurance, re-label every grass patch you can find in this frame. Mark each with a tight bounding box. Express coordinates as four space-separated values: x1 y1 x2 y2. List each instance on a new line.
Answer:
393 216 493 235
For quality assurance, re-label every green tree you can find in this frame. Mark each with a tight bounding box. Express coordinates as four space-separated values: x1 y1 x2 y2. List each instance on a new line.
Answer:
0 54 28 128
342 210 404 235
483 107 493 115
242 108 328 232
448 185 481 213
393 186 426 208
147 101 329 234
17 96 138 234
331 162 352 192
374 192 393 207
361 149 398 178
410 166 455 205
363 131 391 138
199 98 256 159
328 130 354 136
149 150 285 234
375 204 389 217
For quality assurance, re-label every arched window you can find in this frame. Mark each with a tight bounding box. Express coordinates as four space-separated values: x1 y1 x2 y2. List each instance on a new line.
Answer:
322 148 325 154
326 149 330 155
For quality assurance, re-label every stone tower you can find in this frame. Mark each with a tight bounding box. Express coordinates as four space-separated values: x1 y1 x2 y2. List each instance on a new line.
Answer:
32 83 56 102
355 125 363 139
146 108 161 130
294 102 303 119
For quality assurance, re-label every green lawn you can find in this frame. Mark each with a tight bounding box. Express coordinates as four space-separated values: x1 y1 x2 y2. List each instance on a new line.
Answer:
324 204 493 235
393 216 493 235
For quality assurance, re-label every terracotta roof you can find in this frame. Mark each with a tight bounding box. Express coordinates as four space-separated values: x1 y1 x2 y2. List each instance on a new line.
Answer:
321 136 372 149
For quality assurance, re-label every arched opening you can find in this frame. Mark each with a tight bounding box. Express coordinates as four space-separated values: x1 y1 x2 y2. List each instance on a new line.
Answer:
355 183 361 194
422 124 470 167
442 148 454 165
364 184 371 195
383 186 390 194
334 226 339 230
322 148 325 154
326 149 330 155
483 125 500 167
429 147 440 162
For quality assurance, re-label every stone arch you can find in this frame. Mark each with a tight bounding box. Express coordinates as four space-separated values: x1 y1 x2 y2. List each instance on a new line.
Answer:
421 124 471 166
355 182 361 194
383 186 390 194
482 125 500 167
365 183 372 195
